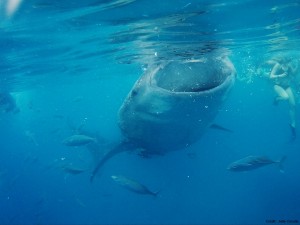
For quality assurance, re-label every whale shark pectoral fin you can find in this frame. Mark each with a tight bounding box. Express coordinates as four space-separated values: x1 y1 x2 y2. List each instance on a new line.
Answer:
90 144 124 182
90 141 132 183
210 123 233 133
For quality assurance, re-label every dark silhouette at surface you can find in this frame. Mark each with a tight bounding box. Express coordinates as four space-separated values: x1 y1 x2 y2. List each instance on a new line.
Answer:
0 92 19 114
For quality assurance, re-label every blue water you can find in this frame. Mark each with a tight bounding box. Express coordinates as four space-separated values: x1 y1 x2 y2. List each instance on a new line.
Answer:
1 0 300 224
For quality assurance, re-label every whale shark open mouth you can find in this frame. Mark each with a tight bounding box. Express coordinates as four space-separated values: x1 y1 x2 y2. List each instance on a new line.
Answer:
153 61 232 93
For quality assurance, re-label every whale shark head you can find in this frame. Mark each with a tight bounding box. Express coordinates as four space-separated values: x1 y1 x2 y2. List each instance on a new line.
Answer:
118 52 236 154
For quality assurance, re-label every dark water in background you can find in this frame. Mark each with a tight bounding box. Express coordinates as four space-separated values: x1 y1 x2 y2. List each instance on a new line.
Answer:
0 0 300 224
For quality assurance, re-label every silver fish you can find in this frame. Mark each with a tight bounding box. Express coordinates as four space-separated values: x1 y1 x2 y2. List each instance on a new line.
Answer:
61 164 87 175
63 134 96 146
111 175 158 197
227 155 286 172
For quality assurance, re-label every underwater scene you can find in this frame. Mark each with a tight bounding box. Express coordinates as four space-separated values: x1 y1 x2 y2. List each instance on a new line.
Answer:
0 0 300 224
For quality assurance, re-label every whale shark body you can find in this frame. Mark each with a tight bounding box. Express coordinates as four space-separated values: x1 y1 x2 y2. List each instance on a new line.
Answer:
91 52 236 182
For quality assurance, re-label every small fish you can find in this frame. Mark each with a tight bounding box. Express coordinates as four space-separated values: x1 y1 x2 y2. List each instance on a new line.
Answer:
111 175 158 197
62 134 96 147
210 124 233 133
227 155 286 172
75 197 87 208
72 96 83 103
62 165 87 175
53 114 65 119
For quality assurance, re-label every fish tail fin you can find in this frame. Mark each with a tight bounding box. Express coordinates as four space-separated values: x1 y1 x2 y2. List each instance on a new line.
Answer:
152 186 164 198
154 190 161 197
92 138 98 144
150 190 160 198
278 156 287 173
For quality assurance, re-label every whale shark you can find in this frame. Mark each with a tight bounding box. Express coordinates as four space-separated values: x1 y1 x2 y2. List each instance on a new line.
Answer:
90 51 236 182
